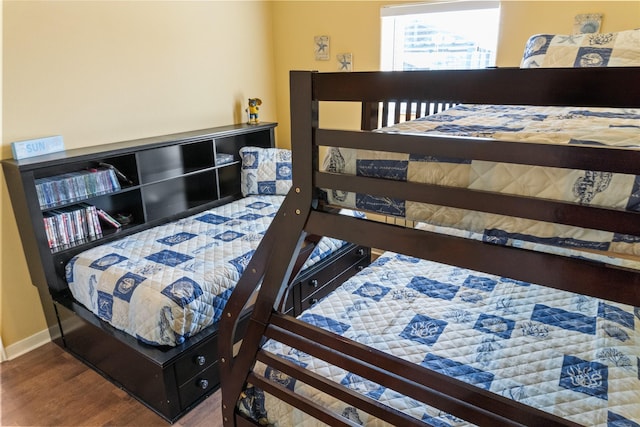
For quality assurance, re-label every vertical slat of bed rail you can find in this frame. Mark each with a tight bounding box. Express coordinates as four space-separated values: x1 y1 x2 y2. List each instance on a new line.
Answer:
360 102 379 131
381 102 390 128
394 101 402 124
220 71 317 426
405 101 413 122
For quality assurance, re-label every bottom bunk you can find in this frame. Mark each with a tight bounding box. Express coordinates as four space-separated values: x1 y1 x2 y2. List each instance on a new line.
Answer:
53 194 370 422
235 247 639 426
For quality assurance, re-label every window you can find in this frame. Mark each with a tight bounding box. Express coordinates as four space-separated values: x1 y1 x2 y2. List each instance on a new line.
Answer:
376 1 500 127
381 1 500 71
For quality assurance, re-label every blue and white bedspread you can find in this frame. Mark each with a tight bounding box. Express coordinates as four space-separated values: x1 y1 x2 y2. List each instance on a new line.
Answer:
65 195 346 347
245 252 640 427
323 104 640 256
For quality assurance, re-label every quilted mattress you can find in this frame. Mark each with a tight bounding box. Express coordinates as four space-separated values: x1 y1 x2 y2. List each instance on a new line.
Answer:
323 104 640 256
65 195 346 346
244 251 640 426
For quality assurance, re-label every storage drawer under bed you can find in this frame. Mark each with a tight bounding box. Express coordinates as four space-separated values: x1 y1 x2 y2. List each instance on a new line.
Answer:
174 337 218 385
291 244 370 316
178 361 219 409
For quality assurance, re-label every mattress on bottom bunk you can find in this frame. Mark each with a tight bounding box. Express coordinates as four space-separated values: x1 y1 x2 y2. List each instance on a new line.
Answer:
323 104 640 256
65 195 346 347
244 252 639 427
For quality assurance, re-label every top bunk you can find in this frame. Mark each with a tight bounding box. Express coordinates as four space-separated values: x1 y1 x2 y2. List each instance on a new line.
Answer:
289 66 640 307
219 29 640 427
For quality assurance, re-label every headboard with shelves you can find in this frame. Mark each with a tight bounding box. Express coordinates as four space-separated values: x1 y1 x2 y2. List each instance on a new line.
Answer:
3 122 276 296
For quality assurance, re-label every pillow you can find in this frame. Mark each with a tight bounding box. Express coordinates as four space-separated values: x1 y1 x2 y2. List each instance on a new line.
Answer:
239 146 293 196
520 28 640 68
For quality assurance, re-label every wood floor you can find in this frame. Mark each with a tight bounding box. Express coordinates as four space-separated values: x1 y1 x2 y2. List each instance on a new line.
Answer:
1 342 223 427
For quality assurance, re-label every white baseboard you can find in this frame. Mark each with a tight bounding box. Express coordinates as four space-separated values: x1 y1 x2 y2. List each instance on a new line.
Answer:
0 337 6 362
2 329 51 362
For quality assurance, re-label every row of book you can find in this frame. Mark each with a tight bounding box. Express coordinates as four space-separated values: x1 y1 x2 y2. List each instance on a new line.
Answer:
43 203 121 250
36 167 121 209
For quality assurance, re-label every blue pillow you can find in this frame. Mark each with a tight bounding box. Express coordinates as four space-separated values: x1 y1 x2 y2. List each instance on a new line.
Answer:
239 146 293 196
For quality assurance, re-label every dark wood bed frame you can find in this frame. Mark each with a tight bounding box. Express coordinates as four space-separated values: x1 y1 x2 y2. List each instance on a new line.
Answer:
219 67 640 426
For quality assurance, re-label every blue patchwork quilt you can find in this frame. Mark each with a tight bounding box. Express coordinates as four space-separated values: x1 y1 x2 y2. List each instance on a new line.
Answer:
245 252 639 426
65 195 347 346
323 104 640 257
520 29 640 69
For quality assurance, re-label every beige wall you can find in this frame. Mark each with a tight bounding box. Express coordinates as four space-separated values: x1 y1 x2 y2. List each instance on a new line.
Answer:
2 0 639 354
1 0 276 352
498 1 640 67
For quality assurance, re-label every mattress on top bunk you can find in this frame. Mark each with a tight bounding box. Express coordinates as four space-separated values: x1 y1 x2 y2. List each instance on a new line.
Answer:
243 250 640 427
323 104 640 256
65 195 347 347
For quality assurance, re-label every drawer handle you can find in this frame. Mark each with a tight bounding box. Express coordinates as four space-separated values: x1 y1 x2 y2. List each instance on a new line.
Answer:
310 298 318 305
356 248 365 256
198 379 209 390
195 355 206 366
309 279 318 288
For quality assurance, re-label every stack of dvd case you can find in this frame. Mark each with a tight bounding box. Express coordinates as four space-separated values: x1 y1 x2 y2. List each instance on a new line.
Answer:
43 203 102 250
35 167 121 209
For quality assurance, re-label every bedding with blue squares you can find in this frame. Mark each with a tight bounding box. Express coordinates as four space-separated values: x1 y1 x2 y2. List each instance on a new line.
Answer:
65 195 347 346
239 146 292 197
247 252 639 426
323 102 640 258
520 29 640 68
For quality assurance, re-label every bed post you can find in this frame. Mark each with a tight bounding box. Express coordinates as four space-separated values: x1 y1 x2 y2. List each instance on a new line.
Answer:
219 71 317 426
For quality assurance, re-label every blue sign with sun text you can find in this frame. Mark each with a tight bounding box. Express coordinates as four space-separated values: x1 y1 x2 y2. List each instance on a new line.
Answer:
12 135 65 160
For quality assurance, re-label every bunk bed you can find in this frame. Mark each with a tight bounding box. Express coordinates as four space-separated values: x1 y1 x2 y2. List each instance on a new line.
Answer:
219 32 640 427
